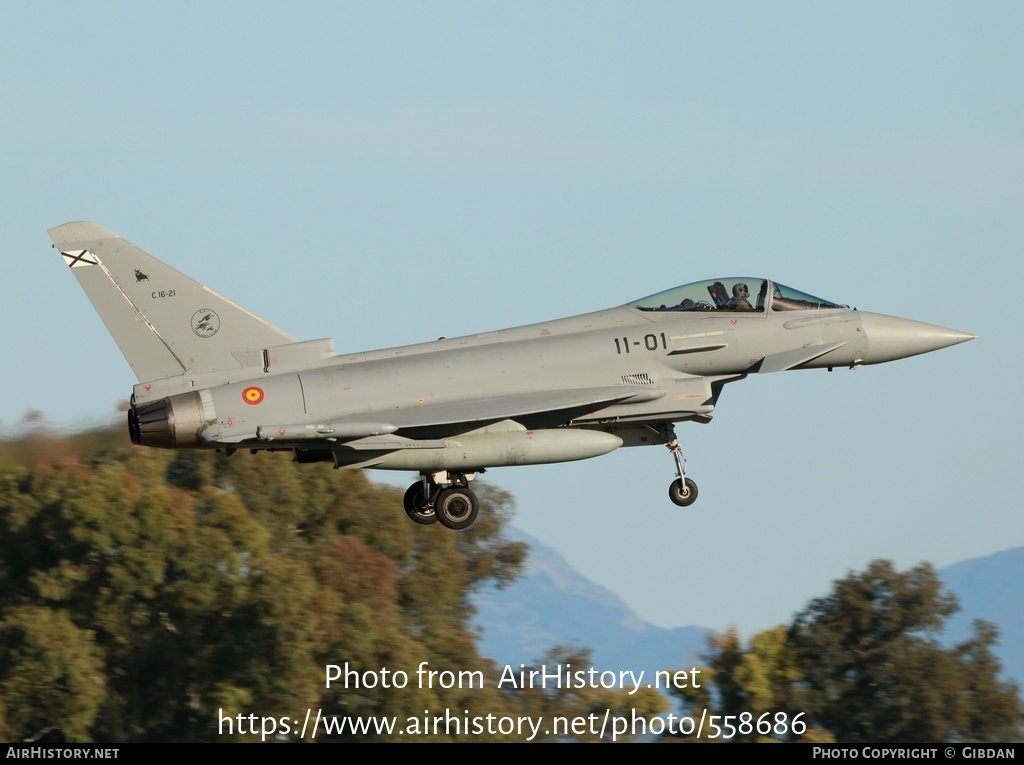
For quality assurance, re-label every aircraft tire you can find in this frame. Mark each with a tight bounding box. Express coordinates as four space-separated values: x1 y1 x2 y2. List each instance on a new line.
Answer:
404 483 438 525
434 487 480 530
669 477 698 507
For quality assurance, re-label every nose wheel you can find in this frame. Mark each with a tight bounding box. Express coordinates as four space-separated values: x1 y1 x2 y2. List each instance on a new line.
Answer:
403 472 480 530
649 423 699 508
669 477 698 507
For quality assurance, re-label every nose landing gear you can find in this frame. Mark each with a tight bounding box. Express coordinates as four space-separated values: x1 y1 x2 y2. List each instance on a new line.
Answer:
649 423 699 507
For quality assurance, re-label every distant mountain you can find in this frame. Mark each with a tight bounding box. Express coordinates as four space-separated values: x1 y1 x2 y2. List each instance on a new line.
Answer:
474 529 1023 690
472 527 707 678
939 546 1024 686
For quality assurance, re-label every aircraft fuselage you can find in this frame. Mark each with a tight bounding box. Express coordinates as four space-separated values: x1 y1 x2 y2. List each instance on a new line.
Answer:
48 221 974 528
129 302 872 469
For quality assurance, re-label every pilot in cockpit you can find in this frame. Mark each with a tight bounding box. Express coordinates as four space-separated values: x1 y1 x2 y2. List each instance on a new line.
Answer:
727 282 753 310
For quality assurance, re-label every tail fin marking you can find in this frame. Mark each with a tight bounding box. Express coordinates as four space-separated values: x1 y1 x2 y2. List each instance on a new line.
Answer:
49 222 297 382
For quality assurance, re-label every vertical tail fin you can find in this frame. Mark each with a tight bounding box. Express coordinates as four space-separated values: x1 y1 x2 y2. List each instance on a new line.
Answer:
49 222 297 382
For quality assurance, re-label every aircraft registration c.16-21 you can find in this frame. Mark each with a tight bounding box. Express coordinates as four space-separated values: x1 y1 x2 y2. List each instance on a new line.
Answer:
50 222 975 531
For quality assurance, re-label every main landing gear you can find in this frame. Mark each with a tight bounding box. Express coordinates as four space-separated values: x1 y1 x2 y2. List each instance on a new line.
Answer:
649 424 699 507
403 471 480 530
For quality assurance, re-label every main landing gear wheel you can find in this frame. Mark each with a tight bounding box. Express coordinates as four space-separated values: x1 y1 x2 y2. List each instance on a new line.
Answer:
669 477 698 507
434 486 480 530
403 483 437 525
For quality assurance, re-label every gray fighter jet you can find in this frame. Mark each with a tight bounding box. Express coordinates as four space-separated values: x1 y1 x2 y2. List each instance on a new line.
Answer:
49 222 975 530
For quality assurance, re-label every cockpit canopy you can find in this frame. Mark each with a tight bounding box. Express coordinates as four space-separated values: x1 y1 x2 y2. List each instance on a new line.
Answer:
629 278 846 313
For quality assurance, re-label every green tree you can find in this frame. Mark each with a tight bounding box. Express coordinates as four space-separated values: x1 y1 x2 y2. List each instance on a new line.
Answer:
508 646 668 742
0 426 668 743
0 438 531 742
0 606 106 741
668 626 834 742
789 560 1021 742
668 561 1022 743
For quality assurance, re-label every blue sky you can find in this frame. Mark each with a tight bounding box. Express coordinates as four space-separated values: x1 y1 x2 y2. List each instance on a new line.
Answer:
2 1 1021 640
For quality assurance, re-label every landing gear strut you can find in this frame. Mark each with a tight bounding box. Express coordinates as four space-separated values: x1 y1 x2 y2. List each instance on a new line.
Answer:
650 424 699 507
403 471 480 530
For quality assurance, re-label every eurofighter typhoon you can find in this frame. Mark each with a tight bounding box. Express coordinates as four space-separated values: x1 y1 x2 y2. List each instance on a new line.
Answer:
50 222 975 530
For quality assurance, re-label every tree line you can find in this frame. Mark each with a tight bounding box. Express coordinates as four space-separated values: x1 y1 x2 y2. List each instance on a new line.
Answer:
0 424 1019 741
668 561 1021 742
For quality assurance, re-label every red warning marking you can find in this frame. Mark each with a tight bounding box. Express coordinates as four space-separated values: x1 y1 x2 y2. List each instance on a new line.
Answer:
242 386 265 405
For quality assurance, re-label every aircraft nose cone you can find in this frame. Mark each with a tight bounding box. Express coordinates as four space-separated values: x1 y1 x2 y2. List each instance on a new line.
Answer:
859 312 976 365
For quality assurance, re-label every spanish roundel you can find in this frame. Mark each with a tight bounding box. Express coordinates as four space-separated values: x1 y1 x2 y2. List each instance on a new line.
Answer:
242 386 264 405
